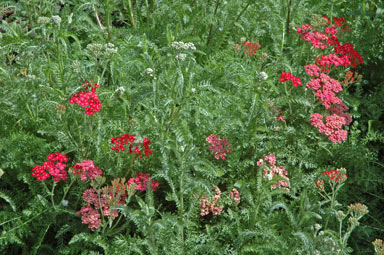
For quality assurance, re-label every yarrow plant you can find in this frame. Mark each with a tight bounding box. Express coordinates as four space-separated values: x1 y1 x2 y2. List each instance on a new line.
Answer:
310 113 348 143
280 72 302 87
111 134 152 157
200 186 223 216
206 134 232 160
32 152 68 182
70 160 102 181
127 173 159 191
292 16 363 143
257 154 290 191
373 239 384 255
69 81 102 115
241 40 261 56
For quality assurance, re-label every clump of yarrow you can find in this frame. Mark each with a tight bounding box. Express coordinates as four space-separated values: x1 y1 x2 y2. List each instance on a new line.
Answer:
37 16 62 26
171 41 196 51
175 53 187 62
86 43 117 57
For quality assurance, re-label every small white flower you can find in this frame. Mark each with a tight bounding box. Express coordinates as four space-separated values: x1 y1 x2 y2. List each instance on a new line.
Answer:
115 87 125 93
176 53 187 61
61 200 69 207
265 173 273 180
191 88 196 93
144 68 154 77
260 71 268 80
51 15 62 25
38 17 50 25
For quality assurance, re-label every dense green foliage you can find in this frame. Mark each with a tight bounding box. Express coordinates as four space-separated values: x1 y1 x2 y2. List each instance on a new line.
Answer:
1 0 383 254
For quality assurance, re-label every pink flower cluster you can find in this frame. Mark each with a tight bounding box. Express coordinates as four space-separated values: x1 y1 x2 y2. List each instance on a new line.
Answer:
257 154 289 191
304 64 322 77
32 152 68 182
200 186 223 216
127 173 159 192
297 17 363 69
306 73 343 109
77 185 126 231
310 113 347 143
69 81 102 115
71 160 103 181
230 188 240 205
328 102 352 125
297 24 329 49
206 134 232 160
111 134 153 157
280 72 302 87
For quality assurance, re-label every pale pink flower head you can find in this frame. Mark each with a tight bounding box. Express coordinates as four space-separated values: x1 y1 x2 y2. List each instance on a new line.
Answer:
264 154 276 165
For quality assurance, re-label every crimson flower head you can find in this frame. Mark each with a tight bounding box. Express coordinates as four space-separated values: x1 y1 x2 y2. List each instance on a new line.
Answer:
111 134 153 158
32 152 68 182
127 173 159 191
280 72 301 87
242 40 261 56
69 81 102 115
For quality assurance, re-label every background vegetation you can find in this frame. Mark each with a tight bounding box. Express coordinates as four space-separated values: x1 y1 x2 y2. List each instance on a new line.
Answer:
0 0 383 254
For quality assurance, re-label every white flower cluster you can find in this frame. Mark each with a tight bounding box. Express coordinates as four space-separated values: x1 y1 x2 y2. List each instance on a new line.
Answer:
259 71 268 80
175 53 187 62
38 17 51 25
86 43 117 57
144 68 154 77
171 41 196 51
104 43 118 56
51 15 62 25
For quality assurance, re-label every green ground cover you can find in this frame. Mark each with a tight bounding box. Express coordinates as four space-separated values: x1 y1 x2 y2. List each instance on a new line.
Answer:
0 0 383 254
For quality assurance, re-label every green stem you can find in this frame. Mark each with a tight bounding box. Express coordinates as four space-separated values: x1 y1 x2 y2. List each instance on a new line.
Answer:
206 0 221 46
235 0 252 22
179 169 185 254
61 178 75 204
285 0 293 36
127 0 137 29
125 155 135 177
324 183 336 230
74 119 84 157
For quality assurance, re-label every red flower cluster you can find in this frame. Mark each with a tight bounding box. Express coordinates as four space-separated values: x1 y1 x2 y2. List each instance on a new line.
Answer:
297 17 363 69
200 186 223 216
206 134 232 160
316 168 347 191
310 113 347 143
71 160 102 181
32 152 68 182
257 154 290 191
127 173 159 191
242 40 261 56
69 81 102 115
111 134 152 157
280 72 302 87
